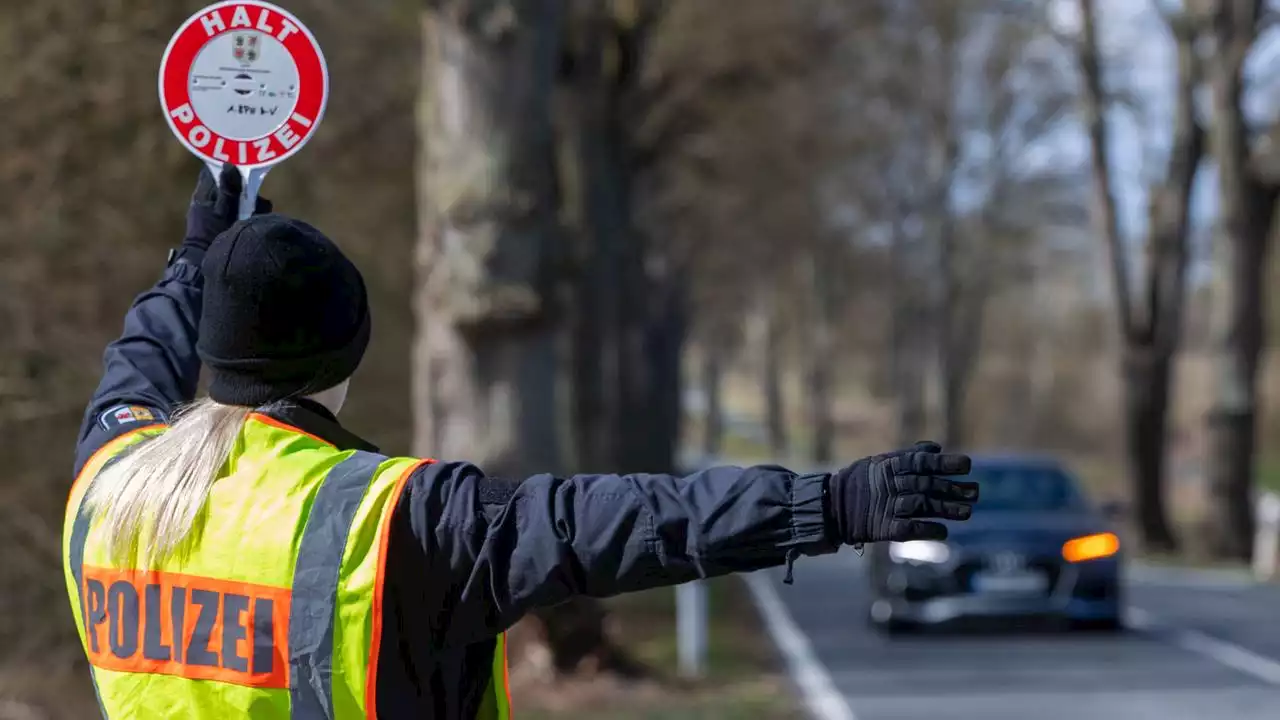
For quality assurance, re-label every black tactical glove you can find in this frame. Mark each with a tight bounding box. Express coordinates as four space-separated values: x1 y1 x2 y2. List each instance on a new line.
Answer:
828 441 977 545
183 163 272 254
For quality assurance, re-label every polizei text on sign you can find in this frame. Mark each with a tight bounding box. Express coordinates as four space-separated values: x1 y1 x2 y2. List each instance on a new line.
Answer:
159 1 328 170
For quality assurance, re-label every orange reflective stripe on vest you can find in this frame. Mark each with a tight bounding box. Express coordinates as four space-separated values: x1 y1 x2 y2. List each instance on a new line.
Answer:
76 567 291 687
65 418 510 718
68 450 386 717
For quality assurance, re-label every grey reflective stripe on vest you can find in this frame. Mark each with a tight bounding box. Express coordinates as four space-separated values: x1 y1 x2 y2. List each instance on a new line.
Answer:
70 449 144 720
288 450 386 719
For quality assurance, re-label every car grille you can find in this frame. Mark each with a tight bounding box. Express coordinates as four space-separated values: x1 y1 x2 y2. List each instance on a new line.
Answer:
1028 558 1063 591
952 555 1064 596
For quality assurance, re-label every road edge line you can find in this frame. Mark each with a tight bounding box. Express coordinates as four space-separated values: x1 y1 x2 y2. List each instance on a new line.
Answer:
743 571 858 720
1127 606 1280 685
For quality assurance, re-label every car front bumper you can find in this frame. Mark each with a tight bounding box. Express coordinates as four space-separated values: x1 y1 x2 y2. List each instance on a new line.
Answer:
875 593 1119 626
874 555 1121 625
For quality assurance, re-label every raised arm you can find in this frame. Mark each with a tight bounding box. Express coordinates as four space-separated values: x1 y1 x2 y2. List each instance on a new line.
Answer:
403 442 977 649
73 165 269 475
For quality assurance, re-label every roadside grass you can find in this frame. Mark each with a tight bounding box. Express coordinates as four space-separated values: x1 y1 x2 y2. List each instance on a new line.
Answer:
717 430 774 465
511 577 802 720
1258 458 1280 494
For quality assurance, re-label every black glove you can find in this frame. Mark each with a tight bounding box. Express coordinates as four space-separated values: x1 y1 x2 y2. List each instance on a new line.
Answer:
828 441 977 545
183 163 272 253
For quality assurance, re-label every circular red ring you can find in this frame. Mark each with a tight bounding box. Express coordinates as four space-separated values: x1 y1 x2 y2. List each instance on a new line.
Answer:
159 1 328 170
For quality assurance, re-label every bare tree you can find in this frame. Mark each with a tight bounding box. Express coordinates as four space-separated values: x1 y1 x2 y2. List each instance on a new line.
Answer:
758 291 791 457
828 1 1074 450
1201 0 1280 559
700 342 727 457
1075 0 1204 552
636 0 848 461
804 236 840 464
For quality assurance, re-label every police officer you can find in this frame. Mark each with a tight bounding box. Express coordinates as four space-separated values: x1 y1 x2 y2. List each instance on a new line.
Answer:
63 165 978 719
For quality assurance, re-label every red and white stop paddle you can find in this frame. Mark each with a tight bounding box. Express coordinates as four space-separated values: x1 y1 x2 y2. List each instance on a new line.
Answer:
159 1 329 219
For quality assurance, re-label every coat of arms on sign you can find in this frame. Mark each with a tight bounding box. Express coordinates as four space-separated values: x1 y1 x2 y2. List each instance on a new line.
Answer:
232 33 260 66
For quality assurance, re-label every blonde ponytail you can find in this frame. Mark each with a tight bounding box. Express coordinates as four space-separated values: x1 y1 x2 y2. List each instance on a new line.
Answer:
83 398 251 567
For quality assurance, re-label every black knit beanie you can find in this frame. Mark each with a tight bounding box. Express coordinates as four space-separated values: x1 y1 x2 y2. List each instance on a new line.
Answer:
197 214 371 407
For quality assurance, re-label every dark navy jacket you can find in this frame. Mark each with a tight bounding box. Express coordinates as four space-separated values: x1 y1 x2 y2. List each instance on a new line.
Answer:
74 246 837 719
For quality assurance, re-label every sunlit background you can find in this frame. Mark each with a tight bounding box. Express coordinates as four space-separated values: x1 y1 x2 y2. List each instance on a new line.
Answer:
5 0 1280 718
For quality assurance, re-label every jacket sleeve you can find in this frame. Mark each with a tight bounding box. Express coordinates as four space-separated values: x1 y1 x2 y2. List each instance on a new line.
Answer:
403 460 837 649
73 249 205 477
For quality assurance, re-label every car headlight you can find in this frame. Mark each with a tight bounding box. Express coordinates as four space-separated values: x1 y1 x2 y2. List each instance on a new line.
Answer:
889 540 951 564
1062 532 1120 562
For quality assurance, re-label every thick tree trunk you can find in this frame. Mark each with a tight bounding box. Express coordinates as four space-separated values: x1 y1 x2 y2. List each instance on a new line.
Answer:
522 0 669 675
805 340 834 465
560 78 606 472
415 0 564 472
1204 192 1271 558
760 298 789 458
938 216 989 454
636 269 687 472
1077 0 1200 552
894 317 928 448
1123 347 1179 552
890 219 928 447
1123 20 1201 555
616 270 653 470
563 0 675 475
563 21 627 472
939 372 963 450
936 215 987 453
805 248 835 465
1203 0 1273 560
569 249 606 469
415 1 627 677
1205 406 1257 558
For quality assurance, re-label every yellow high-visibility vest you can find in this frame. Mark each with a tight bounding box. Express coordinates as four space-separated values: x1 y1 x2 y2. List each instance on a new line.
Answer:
62 413 511 719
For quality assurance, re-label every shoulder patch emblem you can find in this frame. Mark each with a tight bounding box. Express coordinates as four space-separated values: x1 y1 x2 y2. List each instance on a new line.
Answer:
99 404 166 431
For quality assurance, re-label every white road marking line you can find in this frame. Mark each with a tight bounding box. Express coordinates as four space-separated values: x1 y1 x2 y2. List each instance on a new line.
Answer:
744 570 858 720
1127 606 1280 685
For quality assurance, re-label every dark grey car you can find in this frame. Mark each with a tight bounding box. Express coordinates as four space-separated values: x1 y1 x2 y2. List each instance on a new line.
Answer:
865 453 1123 633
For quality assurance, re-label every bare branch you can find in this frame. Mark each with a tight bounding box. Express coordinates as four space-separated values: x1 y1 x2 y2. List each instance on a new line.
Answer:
1077 0 1134 337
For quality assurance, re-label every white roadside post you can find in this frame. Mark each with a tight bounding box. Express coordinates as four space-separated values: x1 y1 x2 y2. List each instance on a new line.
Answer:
1253 492 1280 582
676 579 708 679
675 393 711 680
159 1 330 217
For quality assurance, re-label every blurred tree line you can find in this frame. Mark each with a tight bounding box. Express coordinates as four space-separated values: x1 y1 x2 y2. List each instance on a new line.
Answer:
1074 0 1280 559
7 0 1280 715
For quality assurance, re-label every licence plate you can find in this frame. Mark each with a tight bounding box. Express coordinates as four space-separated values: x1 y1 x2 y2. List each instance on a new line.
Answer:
971 571 1048 594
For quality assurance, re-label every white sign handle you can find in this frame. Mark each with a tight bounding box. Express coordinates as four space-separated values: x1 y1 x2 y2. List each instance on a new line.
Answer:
206 163 272 221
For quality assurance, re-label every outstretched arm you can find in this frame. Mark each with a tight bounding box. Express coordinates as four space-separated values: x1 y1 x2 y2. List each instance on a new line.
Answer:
403 443 977 649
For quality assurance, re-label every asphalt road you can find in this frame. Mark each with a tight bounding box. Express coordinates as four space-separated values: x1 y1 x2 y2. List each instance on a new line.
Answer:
747 553 1280 720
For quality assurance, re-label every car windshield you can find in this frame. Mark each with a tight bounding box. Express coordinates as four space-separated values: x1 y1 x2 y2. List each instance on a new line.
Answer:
967 464 1086 512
